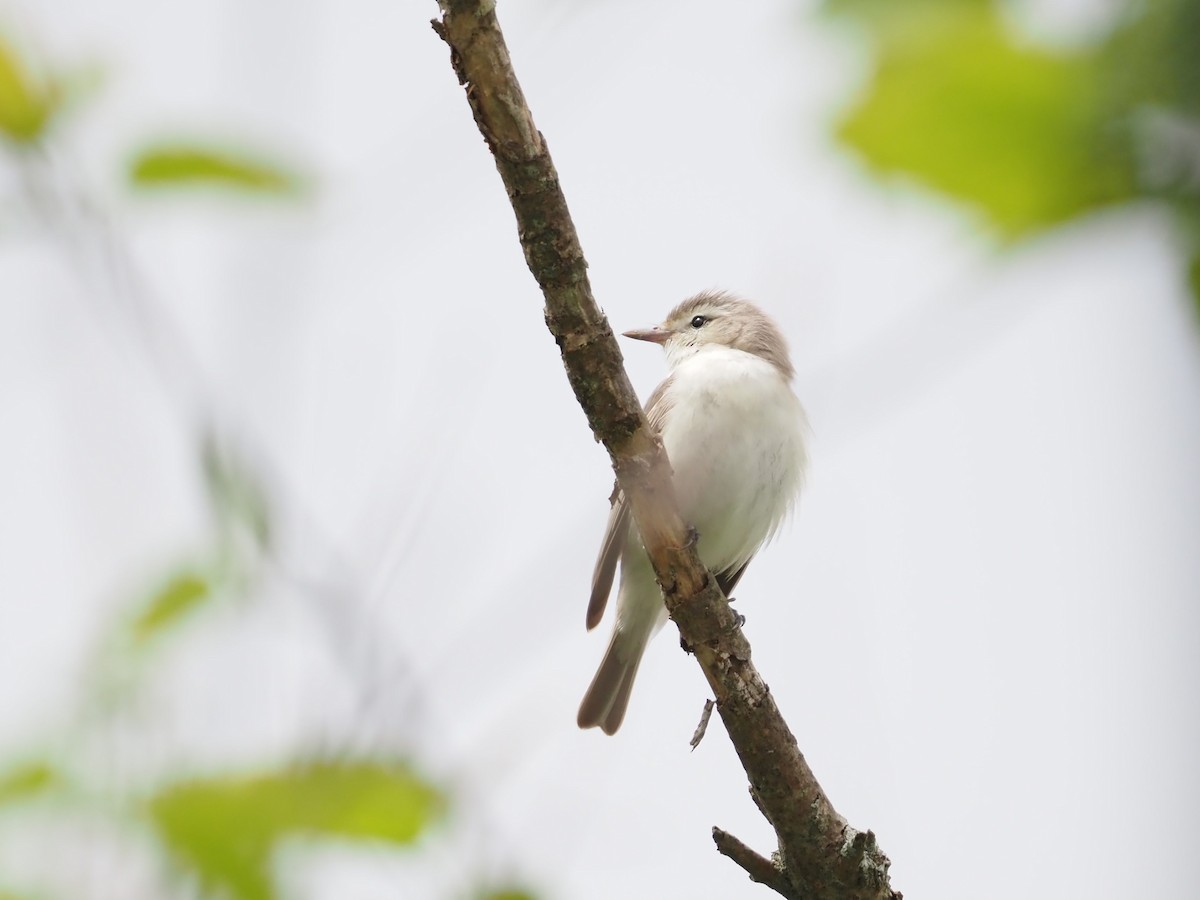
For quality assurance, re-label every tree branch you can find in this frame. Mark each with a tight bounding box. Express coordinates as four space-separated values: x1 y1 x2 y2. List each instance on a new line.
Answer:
432 3 900 897
713 826 792 895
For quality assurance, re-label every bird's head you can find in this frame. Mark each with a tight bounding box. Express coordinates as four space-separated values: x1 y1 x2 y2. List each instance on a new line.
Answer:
623 290 794 379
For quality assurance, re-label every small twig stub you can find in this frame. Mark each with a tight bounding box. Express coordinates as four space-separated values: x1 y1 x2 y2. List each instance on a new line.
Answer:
690 698 715 750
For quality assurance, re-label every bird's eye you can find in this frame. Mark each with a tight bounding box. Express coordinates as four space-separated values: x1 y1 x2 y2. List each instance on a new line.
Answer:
690 315 707 328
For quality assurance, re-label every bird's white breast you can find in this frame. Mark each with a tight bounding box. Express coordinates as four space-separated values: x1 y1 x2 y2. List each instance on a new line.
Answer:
658 347 807 574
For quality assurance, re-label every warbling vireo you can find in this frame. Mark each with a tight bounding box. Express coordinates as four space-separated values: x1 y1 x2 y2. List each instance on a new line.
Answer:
577 291 808 735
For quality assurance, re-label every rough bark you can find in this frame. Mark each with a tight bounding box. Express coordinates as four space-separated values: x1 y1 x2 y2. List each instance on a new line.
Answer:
433 3 900 898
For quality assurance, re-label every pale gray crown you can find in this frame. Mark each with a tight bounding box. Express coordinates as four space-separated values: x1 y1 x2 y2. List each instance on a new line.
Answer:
664 290 794 380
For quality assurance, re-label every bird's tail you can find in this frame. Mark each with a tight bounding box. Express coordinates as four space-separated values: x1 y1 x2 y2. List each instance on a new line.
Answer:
577 625 650 735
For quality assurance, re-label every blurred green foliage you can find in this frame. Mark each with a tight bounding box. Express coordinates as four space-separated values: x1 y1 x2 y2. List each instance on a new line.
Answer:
1099 0 1200 119
0 36 60 144
121 435 274 654
0 30 535 900
131 569 213 643
149 761 445 900
1 35 299 195
129 144 301 194
829 0 1200 309
0 763 60 807
835 3 1135 235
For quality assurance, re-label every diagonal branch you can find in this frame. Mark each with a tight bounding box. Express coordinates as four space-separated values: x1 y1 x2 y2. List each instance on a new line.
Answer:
432 3 900 898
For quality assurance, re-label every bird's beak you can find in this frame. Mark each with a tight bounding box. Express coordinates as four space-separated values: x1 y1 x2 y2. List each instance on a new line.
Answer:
622 324 670 344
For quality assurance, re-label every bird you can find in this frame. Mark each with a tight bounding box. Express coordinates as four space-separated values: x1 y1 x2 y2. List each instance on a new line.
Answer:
577 290 808 735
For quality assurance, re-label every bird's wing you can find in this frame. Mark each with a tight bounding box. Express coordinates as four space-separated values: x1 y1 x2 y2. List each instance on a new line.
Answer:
585 376 675 631
587 487 753 630
587 488 629 630
644 375 674 434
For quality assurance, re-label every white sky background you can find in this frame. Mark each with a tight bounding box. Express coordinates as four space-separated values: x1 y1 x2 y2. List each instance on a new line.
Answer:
1 0 1198 898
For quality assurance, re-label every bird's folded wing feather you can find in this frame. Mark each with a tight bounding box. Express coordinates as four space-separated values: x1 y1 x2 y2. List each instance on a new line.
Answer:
715 557 753 599
585 375 676 631
587 490 628 630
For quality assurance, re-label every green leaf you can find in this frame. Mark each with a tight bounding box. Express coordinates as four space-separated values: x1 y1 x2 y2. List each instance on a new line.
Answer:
479 892 538 900
835 4 1138 237
128 143 300 194
0 762 60 806
0 37 59 143
132 569 212 643
149 761 445 900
